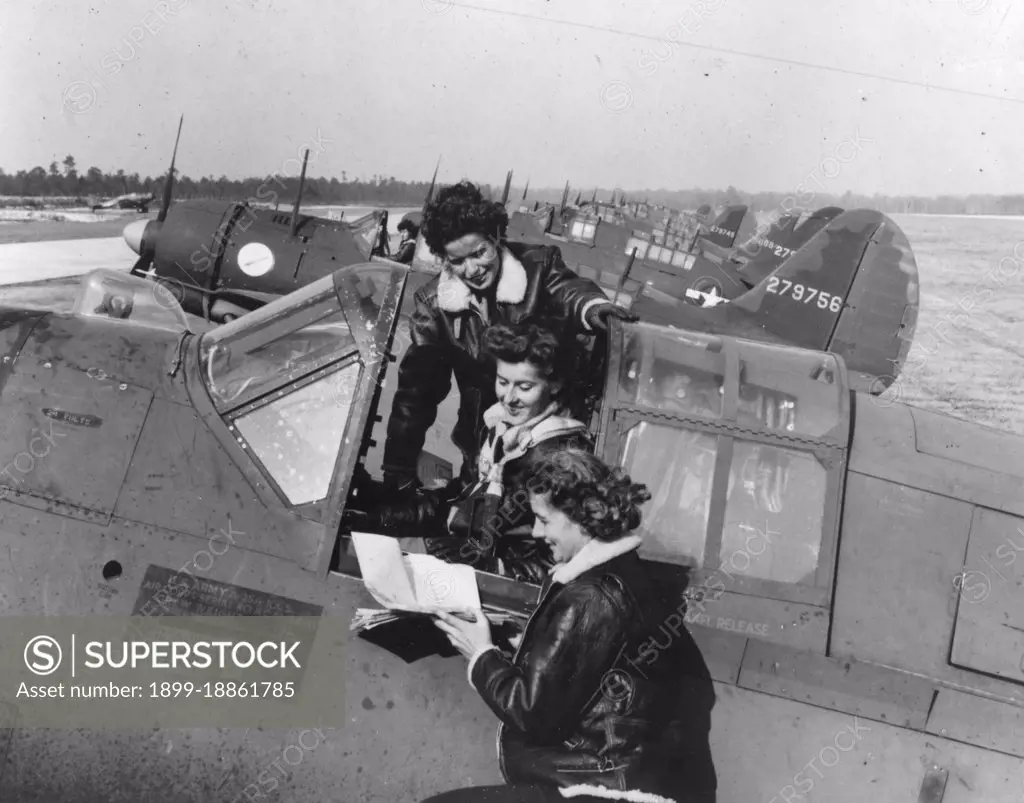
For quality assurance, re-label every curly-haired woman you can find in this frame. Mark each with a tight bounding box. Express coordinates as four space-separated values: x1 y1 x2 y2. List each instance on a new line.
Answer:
426 448 718 803
355 319 592 583
381 180 636 492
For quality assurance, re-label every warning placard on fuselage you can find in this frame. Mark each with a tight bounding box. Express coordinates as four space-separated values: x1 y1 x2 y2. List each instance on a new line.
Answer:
129 564 325 688
131 564 324 618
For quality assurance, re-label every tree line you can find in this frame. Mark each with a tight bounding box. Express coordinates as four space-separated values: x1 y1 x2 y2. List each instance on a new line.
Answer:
3 156 1023 215
0 156 444 207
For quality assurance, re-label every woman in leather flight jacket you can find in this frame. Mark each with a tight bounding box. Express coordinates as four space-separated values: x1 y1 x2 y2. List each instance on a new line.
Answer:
353 320 592 584
427 448 718 803
380 180 635 492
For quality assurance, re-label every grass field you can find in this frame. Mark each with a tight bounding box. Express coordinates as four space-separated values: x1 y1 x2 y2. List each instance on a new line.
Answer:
885 214 1024 436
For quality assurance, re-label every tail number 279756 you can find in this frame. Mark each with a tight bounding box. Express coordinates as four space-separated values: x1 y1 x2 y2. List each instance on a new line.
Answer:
766 277 843 312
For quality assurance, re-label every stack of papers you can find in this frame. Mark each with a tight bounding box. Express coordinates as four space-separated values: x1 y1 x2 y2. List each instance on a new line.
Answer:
351 607 523 633
348 532 525 634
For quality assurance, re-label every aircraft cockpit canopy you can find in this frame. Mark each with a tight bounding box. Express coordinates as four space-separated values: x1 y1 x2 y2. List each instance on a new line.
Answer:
347 210 388 258
615 323 847 442
71 269 191 333
626 228 696 270
603 322 849 597
567 214 600 245
196 263 402 507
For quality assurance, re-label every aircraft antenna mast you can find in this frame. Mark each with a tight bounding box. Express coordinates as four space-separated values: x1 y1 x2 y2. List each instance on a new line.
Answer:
500 169 513 205
616 247 637 298
289 149 309 238
423 157 441 212
157 114 184 224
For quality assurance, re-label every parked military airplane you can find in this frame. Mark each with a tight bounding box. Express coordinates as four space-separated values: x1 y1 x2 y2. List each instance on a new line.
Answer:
679 205 845 305
121 134 916 395
122 118 391 323
0 255 1020 801
90 192 156 213
505 194 916 394
508 198 752 255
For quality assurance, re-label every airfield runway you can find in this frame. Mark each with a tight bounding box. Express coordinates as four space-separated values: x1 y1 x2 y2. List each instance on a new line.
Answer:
0 210 1022 441
0 236 131 282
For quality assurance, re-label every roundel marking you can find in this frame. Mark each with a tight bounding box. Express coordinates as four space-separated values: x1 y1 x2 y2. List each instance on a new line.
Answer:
238 242 276 277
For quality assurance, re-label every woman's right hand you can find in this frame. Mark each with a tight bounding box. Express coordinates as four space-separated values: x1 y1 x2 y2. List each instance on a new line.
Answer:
434 609 494 660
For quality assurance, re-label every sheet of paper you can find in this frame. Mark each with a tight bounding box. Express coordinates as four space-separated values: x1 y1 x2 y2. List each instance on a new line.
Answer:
406 553 480 613
350 532 481 614
350 532 418 611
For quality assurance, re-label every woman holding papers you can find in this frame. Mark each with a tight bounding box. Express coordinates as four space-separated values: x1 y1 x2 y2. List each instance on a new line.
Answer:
351 318 592 583
425 448 717 803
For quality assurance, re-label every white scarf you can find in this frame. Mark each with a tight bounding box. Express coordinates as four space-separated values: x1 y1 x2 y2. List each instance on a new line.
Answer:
474 401 587 497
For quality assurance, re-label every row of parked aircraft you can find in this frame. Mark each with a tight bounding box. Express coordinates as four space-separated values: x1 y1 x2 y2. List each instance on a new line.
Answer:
1 118 1020 801
119 120 918 397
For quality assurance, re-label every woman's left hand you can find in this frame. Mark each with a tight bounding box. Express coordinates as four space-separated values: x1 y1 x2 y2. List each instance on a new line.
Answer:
434 609 494 659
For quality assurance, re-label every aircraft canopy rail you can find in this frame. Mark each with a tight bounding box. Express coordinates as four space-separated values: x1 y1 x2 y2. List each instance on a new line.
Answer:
199 274 356 412
72 269 191 334
599 321 850 609
198 265 396 414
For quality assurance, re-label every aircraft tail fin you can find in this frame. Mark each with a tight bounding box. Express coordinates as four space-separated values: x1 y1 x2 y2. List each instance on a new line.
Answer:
827 213 919 392
731 209 894 356
700 205 748 248
735 213 800 257
730 211 828 288
792 206 844 243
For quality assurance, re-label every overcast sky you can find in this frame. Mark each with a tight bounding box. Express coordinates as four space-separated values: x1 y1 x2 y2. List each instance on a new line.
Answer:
1 0 1022 196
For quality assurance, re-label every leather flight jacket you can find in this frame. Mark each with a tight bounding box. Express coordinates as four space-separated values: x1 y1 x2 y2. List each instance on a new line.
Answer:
470 546 718 803
380 240 610 488
361 427 592 585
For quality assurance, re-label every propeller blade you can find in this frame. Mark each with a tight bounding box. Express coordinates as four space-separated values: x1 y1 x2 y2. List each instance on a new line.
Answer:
129 253 153 277
157 114 184 224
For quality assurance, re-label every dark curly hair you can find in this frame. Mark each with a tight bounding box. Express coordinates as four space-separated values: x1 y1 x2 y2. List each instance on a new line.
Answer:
481 318 573 389
422 180 509 256
526 448 651 542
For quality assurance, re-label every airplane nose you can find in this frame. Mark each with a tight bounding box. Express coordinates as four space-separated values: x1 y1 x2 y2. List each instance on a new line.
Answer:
123 219 150 255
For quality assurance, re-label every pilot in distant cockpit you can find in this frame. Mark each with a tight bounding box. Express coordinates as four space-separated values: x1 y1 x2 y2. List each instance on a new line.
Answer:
393 215 419 264
94 291 134 319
